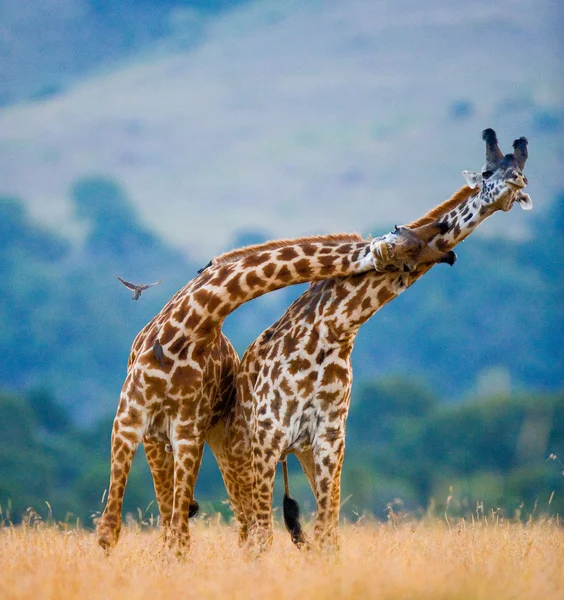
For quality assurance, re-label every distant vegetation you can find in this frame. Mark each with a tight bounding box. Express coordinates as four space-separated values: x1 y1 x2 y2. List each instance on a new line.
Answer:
1 384 562 525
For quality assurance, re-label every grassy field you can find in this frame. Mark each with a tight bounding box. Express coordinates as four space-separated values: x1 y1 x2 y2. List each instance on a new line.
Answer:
1 517 563 600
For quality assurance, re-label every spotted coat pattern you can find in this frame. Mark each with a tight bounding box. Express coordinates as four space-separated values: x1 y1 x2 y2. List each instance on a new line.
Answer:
207 133 531 555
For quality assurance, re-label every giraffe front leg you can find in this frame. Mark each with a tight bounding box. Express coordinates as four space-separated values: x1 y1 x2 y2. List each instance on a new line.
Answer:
168 432 205 558
311 434 346 553
96 405 144 554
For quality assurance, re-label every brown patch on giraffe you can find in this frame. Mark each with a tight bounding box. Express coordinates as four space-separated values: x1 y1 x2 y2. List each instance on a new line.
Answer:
184 309 202 330
336 244 352 255
322 427 341 443
163 397 179 414
262 262 276 279
377 286 394 305
173 304 188 322
327 408 346 422
283 399 299 427
246 271 263 289
344 281 369 316
144 374 167 400
225 274 246 301
170 365 200 391
195 316 215 337
304 330 320 355
297 372 317 397
121 406 143 428
192 288 211 307
276 265 293 283
169 336 187 356
321 363 348 387
294 258 312 277
317 390 340 409
271 430 284 450
271 391 282 421
435 238 449 252
255 382 270 400
288 356 312 375
242 253 270 268
277 247 299 261
279 377 292 397
160 322 179 345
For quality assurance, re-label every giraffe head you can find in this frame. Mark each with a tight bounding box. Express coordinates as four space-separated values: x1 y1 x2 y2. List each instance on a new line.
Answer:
462 129 532 212
372 222 456 273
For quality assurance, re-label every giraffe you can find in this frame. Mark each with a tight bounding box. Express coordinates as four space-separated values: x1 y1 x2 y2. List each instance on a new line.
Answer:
96 227 454 556
206 129 531 555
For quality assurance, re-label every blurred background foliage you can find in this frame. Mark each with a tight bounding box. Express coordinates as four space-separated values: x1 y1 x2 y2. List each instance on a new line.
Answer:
0 0 562 525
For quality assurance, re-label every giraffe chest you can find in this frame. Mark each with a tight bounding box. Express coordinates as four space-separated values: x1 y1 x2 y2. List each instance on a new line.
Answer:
262 350 353 453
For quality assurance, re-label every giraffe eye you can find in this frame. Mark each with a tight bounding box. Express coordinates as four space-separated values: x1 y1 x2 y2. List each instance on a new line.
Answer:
482 170 493 180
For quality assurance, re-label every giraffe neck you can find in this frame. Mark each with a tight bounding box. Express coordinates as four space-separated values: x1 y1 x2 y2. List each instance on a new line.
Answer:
241 185 504 351
278 271 402 348
410 186 496 251
164 235 376 345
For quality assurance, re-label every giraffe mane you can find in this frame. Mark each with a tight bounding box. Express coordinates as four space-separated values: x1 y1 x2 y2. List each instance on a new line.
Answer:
406 186 478 228
212 233 364 266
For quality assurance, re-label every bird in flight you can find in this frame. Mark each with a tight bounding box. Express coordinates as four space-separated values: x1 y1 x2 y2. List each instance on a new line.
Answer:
117 277 162 300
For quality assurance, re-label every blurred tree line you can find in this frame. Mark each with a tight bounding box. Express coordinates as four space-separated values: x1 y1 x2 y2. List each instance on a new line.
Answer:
0 384 562 524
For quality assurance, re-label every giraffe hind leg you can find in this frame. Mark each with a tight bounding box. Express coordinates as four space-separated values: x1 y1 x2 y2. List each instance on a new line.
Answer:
96 405 145 553
168 431 206 558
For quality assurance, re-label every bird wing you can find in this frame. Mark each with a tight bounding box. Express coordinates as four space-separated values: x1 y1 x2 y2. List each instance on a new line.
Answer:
117 276 139 291
142 280 162 290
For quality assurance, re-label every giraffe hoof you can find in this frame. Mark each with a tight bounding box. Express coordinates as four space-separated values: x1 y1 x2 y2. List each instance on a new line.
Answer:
96 520 120 554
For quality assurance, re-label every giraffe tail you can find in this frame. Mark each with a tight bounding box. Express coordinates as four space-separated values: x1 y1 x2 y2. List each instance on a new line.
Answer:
188 500 200 519
282 460 307 549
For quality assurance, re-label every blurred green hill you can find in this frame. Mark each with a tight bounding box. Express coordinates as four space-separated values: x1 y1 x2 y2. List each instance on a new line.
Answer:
1 385 562 525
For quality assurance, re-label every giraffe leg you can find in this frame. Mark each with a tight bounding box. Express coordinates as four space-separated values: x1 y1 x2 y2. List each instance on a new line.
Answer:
168 432 205 558
310 436 346 552
96 404 145 553
247 430 282 557
206 416 254 546
143 437 174 529
207 446 251 545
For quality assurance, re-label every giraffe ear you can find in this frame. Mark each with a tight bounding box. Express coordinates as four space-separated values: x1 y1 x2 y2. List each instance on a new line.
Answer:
515 191 533 211
462 170 483 189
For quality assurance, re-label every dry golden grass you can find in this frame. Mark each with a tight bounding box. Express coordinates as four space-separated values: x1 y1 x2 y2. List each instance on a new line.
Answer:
1 518 563 600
